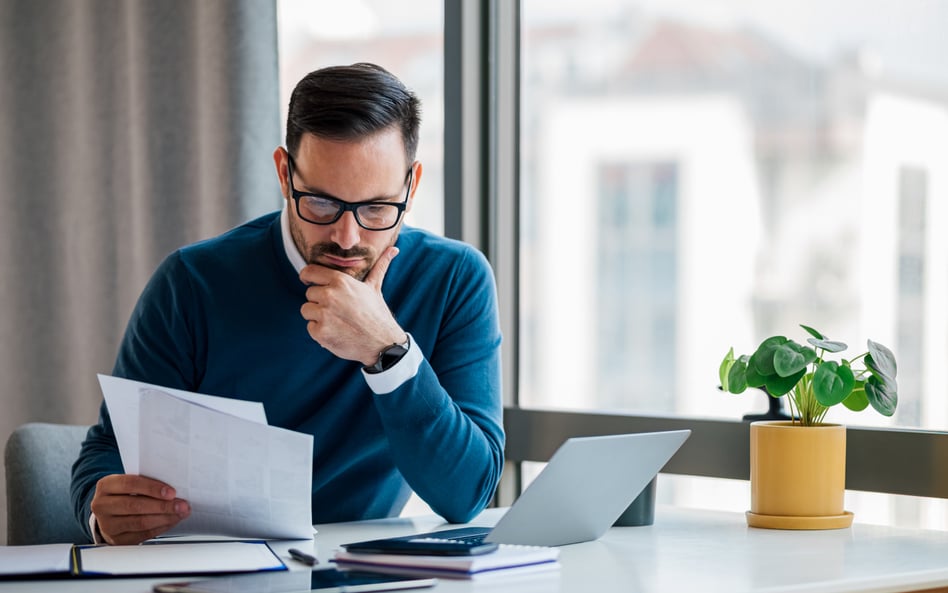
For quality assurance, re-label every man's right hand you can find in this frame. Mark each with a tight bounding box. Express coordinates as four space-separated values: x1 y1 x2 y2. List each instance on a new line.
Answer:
90 474 191 545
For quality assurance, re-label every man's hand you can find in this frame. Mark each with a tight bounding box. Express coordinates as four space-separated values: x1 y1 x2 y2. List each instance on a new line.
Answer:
90 474 191 545
299 246 407 365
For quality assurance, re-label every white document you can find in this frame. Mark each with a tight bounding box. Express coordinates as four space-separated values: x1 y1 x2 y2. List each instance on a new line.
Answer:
99 375 314 539
99 374 268 474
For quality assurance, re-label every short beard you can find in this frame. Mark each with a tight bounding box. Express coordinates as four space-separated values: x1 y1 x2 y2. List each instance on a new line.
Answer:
306 242 373 280
289 215 374 280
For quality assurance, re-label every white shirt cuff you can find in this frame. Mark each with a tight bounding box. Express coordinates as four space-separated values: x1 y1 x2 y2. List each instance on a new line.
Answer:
89 512 105 544
362 333 422 394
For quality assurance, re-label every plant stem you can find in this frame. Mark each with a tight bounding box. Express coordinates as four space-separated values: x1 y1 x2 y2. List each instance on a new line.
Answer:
792 372 827 426
785 396 799 425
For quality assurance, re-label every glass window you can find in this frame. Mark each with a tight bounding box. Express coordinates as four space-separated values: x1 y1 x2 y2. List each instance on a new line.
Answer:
520 0 948 431
277 0 444 235
519 0 948 530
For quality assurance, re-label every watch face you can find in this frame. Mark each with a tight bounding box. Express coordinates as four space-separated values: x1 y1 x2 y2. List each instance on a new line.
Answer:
368 341 409 373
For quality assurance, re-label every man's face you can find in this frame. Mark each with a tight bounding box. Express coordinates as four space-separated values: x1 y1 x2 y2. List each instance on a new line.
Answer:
275 129 419 281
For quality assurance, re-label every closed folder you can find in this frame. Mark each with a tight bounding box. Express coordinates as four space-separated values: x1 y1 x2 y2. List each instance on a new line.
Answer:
0 540 286 580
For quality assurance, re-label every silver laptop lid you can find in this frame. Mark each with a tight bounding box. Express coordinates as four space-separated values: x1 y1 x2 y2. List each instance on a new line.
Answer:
486 430 691 546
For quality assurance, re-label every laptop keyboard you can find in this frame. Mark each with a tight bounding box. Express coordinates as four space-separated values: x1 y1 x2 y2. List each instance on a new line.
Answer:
342 526 498 556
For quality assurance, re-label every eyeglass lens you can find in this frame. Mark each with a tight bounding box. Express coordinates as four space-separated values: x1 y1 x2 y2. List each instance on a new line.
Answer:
297 197 402 230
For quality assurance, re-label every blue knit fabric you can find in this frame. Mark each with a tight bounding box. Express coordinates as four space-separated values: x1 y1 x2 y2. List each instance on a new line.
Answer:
71 212 504 538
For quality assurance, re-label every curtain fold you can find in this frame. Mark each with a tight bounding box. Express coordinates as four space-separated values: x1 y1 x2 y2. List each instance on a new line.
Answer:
0 0 281 543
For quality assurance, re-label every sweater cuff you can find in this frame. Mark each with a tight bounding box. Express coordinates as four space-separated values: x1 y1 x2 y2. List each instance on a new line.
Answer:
362 333 422 394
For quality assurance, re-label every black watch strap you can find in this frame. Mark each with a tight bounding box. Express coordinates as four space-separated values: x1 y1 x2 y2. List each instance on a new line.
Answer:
363 338 410 374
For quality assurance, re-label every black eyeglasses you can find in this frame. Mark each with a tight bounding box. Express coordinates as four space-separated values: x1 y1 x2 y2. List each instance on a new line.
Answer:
286 155 412 231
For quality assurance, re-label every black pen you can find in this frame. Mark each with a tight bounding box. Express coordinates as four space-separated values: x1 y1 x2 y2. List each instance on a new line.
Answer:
288 547 318 566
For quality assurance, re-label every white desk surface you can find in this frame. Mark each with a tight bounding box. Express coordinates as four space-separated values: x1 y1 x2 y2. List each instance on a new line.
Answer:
4 506 948 593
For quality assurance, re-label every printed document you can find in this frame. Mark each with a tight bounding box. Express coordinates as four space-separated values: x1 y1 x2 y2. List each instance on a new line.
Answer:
99 375 314 539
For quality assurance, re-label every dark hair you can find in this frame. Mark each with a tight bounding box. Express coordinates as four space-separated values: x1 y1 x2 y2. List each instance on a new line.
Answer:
285 63 422 164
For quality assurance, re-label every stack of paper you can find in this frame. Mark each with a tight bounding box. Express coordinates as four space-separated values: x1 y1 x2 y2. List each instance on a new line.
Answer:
332 544 560 579
99 375 314 540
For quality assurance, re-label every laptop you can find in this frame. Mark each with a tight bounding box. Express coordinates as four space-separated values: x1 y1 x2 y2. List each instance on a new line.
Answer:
345 430 691 550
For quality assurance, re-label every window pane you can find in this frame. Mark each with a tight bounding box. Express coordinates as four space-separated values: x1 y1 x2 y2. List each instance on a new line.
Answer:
520 1 948 431
277 0 444 235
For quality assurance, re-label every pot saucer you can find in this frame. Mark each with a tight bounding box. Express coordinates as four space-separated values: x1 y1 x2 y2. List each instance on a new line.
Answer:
746 511 854 530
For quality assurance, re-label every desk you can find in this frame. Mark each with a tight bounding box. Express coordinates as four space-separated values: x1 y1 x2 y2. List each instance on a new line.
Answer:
3 507 948 592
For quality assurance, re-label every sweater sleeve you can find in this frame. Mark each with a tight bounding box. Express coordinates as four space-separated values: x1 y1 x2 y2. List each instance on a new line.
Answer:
371 247 505 523
70 403 123 541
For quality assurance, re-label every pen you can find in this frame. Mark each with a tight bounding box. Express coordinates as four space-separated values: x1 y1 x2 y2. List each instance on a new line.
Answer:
288 547 318 566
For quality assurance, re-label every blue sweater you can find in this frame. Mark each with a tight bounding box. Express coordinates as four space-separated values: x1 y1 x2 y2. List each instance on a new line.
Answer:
70 212 504 538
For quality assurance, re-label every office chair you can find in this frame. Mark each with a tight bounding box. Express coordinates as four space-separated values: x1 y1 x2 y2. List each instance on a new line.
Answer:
4 422 92 545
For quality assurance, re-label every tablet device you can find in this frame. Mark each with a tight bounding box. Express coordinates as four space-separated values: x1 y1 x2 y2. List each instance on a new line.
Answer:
153 568 436 593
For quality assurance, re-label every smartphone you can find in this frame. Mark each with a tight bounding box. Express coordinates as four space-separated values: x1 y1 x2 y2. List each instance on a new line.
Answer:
153 568 437 593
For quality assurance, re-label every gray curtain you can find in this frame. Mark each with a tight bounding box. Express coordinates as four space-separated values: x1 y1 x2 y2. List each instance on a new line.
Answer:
0 0 281 543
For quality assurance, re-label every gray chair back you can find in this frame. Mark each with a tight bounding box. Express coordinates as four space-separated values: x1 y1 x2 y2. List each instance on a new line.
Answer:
4 422 92 544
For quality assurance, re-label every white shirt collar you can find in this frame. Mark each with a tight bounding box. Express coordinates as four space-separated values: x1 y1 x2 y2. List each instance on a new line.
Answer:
281 203 307 274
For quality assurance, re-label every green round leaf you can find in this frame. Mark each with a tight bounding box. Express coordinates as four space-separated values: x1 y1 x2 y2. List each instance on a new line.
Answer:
726 360 749 394
765 368 805 396
806 338 848 353
745 361 766 388
812 361 855 406
865 375 898 417
773 342 816 377
750 336 787 376
866 340 898 380
842 384 869 412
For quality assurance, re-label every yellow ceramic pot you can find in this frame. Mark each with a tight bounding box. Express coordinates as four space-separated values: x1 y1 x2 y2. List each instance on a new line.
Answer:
746 420 853 529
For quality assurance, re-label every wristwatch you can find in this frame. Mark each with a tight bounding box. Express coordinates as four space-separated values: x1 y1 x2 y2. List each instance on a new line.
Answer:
363 336 410 374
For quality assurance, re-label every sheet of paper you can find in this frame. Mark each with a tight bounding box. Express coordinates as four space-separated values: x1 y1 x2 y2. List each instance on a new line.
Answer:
0 543 72 576
139 388 313 539
77 541 286 575
99 374 268 474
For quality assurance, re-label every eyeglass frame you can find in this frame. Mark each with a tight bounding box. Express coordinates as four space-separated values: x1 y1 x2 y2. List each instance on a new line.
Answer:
285 153 413 231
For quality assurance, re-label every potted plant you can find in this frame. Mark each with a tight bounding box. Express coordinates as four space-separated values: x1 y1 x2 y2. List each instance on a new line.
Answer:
718 324 898 529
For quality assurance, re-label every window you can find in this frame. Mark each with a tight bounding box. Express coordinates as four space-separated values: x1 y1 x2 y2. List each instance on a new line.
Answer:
518 0 948 529
277 0 444 235
519 0 948 429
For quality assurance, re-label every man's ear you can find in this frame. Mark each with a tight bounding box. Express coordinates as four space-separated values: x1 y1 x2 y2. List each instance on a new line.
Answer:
273 147 290 200
406 161 423 213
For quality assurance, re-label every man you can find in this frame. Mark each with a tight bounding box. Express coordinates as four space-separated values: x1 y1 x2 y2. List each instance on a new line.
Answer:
70 63 505 545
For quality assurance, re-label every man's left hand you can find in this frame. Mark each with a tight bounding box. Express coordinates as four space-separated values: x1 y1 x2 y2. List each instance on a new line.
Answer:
299 246 407 365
